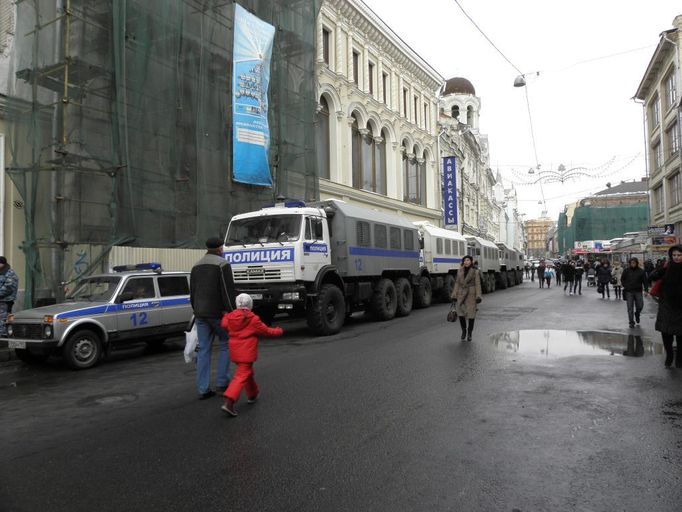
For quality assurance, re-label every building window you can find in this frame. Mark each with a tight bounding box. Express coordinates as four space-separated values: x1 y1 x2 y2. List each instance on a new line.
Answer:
322 28 330 66
667 122 680 157
352 51 359 85
665 71 677 110
315 96 330 180
451 105 459 119
650 96 660 129
402 88 408 118
382 72 388 105
466 105 473 126
413 96 419 126
403 145 426 206
655 185 664 214
423 102 429 131
652 141 662 171
368 61 374 95
669 173 681 207
352 118 386 195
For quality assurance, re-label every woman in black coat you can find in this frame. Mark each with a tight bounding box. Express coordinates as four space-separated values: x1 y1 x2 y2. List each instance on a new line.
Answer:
595 258 613 299
652 245 682 368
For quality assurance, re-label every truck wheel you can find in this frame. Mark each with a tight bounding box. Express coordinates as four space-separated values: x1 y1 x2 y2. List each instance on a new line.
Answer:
63 329 102 370
370 278 397 321
440 273 456 302
394 277 413 317
14 348 49 364
497 273 507 290
507 271 514 287
414 276 432 309
307 284 345 335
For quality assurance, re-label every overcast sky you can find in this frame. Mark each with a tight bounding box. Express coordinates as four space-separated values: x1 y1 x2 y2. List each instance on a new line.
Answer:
362 0 681 220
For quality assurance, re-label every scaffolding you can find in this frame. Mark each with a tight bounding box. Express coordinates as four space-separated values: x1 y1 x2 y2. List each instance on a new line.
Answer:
5 0 321 306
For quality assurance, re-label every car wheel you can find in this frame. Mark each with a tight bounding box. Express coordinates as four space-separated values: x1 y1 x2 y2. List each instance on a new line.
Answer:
63 329 102 370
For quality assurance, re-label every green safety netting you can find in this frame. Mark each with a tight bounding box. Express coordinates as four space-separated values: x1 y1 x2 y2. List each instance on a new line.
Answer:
558 204 649 254
5 0 320 306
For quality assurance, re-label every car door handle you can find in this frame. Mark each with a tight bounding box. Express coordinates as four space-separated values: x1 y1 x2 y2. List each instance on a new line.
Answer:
151 302 160 308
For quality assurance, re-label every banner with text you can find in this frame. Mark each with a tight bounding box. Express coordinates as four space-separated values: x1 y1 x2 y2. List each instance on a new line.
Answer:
232 4 275 187
442 157 457 226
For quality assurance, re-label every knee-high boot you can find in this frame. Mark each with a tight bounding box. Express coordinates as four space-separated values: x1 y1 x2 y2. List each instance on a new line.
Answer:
467 319 475 341
459 316 467 341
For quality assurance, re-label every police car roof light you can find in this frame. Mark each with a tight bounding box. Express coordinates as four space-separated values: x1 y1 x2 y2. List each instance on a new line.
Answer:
284 200 305 208
113 263 162 273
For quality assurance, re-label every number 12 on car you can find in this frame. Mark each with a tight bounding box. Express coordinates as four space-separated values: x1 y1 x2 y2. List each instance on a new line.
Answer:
130 312 148 326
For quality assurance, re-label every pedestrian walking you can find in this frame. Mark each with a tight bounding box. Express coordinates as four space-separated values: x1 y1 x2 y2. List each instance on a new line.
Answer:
563 260 575 294
220 293 283 416
573 260 584 294
555 261 562 286
0 256 19 336
644 259 655 286
621 257 648 329
190 237 237 400
524 261 531 279
537 260 546 288
612 261 624 300
544 265 555 288
651 245 682 368
530 262 536 282
596 258 612 299
451 255 482 341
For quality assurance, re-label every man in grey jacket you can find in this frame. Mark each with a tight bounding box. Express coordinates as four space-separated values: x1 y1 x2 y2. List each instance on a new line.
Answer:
190 237 236 399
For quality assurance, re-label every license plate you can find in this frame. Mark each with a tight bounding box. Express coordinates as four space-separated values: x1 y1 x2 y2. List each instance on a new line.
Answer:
8 340 26 349
250 294 263 300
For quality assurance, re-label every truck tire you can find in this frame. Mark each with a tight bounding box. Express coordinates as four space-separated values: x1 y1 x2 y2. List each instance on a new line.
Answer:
307 284 345 335
414 276 432 309
63 329 102 370
14 348 49 364
370 278 397 321
394 277 413 317
440 273 456 302
507 271 514 287
497 272 507 290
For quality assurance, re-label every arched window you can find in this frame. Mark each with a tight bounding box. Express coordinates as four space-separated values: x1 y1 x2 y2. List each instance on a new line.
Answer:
404 146 426 206
353 119 386 195
417 152 427 206
451 105 459 119
316 96 330 179
466 105 473 125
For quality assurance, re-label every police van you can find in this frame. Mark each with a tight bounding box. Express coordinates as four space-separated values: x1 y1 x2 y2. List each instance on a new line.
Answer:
1 263 192 369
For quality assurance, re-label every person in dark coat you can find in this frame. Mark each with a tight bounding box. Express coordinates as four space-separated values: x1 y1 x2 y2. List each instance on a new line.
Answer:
562 260 575 294
537 260 546 289
573 260 584 295
652 245 682 368
595 258 612 299
0 256 19 336
451 255 482 341
621 257 648 328
190 237 237 399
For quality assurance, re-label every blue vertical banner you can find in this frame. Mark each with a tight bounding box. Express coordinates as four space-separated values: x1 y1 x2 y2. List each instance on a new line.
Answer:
443 157 457 226
232 4 276 187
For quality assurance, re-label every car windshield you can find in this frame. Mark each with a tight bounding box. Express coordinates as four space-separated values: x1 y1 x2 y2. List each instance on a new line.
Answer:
66 276 121 302
225 214 302 246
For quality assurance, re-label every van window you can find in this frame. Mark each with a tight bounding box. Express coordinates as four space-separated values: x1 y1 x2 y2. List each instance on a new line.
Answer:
445 239 451 255
374 224 387 249
405 231 415 251
158 276 189 297
305 217 324 240
120 277 155 300
436 238 443 254
357 221 371 246
390 227 401 250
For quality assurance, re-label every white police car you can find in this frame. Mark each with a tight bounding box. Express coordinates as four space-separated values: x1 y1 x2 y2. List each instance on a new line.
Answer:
1 263 192 369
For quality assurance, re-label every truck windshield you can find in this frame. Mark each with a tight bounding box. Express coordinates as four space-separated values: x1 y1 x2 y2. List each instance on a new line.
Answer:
67 276 121 302
225 214 302 246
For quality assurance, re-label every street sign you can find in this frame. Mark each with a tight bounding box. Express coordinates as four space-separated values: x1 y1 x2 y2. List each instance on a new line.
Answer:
442 157 457 226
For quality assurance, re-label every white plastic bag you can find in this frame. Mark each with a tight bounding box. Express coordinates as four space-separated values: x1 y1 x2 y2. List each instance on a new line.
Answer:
184 323 198 363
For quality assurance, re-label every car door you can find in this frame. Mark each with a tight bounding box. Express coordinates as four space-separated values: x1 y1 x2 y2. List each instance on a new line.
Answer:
157 274 191 335
115 276 162 339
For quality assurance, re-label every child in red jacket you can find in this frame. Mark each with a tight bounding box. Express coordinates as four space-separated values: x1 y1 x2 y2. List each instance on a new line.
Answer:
220 293 283 416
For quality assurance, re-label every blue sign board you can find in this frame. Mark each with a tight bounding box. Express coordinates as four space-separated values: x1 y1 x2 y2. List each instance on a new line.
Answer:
443 157 457 226
232 5 276 187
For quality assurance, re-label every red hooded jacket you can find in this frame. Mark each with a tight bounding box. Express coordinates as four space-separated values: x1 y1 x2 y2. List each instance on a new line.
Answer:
220 309 283 363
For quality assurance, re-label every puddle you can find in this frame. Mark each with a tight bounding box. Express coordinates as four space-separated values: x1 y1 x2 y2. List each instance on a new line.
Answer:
489 330 664 358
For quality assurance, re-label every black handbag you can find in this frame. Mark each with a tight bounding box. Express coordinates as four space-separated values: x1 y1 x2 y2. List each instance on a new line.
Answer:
447 303 458 322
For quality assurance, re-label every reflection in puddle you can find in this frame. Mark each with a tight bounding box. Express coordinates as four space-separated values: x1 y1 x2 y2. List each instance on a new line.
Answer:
489 330 663 358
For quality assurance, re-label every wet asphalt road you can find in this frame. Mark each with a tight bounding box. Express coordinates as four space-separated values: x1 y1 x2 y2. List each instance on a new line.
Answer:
1 280 681 512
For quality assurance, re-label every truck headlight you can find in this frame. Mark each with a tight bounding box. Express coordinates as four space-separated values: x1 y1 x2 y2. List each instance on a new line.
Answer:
281 292 300 300
43 325 53 338
7 325 13 337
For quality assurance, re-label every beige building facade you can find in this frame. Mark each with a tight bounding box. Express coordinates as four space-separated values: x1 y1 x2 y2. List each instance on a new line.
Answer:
525 217 554 259
635 15 682 238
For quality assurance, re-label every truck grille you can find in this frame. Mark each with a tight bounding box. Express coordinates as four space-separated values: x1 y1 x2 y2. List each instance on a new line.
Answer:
11 323 43 340
233 266 294 282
